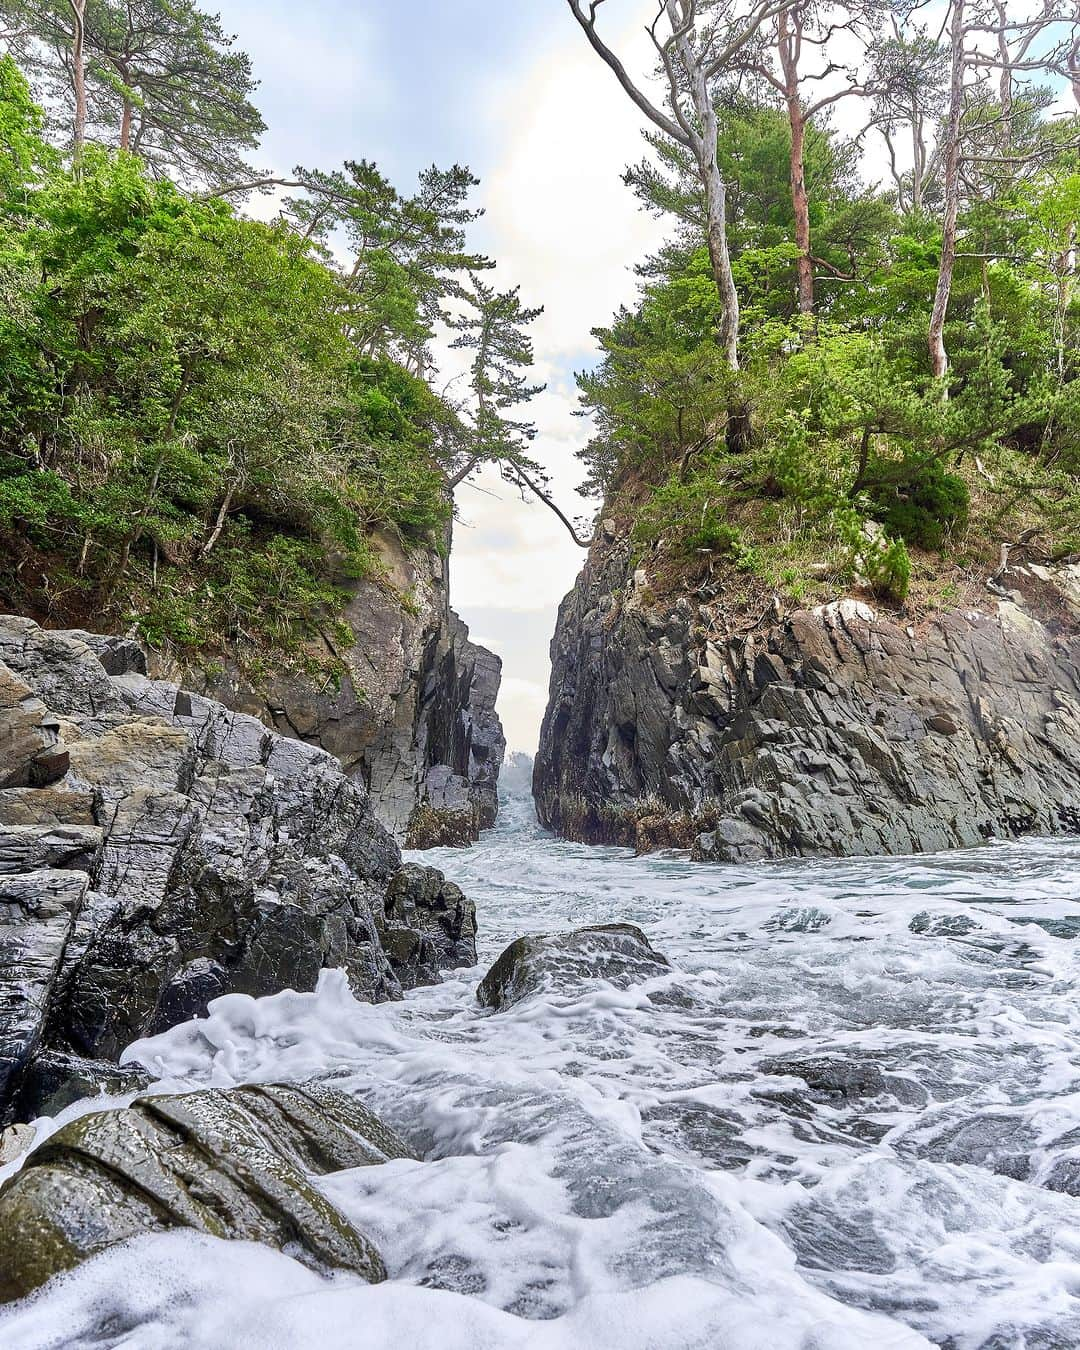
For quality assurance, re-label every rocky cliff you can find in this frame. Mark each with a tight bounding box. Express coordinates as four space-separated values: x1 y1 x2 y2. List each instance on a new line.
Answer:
0 616 478 1126
175 530 504 847
535 532 1080 861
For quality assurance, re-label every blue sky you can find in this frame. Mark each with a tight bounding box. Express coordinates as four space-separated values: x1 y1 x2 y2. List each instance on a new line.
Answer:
214 0 665 749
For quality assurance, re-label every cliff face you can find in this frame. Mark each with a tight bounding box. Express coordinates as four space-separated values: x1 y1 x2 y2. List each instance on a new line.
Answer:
535 532 1080 861
182 530 504 846
0 616 479 1126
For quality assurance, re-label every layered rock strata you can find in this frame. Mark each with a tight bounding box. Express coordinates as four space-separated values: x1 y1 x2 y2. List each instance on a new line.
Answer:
535 535 1080 861
0 1082 412 1302
188 530 504 845
0 617 477 1125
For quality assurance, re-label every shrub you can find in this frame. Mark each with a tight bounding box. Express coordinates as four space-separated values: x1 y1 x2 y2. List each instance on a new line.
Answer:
864 458 969 551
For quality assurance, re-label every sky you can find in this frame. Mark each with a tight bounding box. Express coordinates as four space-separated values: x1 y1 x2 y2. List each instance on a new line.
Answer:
211 0 667 751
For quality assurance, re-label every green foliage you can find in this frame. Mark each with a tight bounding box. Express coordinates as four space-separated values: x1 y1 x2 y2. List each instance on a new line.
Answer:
2 0 264 185
0 75 457 665
865 459 969 551
580 102 1080 607
635 467 755 567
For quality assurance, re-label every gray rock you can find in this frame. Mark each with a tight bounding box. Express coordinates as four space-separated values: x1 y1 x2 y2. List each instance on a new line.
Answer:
0 871 89 1112
477 923 671 1011
382 863 477 988
0 662 67 791
14 1051 152 1120
177 529 505 844
0 617 480 1125
0 1083 412 1302
760 1057 888 1101
534 538 1080 861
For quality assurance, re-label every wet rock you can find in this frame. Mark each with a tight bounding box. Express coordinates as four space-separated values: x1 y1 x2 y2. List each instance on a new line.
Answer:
534 534 1080 860
1044 1156 1080 1196
0 871 90 1112
909 911 983 938
0 617 480 1125
760 1057 888 1101
0 1083 413 1302
477 923 671 1011
14 1052 152 1121
382 863 477 988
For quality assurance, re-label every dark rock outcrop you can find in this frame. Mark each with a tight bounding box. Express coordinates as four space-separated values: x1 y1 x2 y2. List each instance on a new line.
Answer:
0 617 477 1125
535 535 1080 861
382 863 478 988
477 924 671 1011
0 1083 412 1302
184 530 504 846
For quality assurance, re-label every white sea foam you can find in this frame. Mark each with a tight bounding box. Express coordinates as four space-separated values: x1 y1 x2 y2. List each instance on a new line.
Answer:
3 790 1080 1348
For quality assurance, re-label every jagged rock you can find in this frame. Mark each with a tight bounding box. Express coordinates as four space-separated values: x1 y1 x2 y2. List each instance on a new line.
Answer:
179 529 504 844
382 863 477 988
477 923 671 1011
14 1052 151 1121
0 662 67 790
534 536 1080 861
0 617 480 1125
0 1083 412 1302
0 871 90 1112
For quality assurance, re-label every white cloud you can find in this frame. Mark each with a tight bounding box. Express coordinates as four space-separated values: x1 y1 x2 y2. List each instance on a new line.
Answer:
447 13 666 748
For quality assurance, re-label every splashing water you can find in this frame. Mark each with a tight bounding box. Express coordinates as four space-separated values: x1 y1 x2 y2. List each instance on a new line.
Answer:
4 791 1080 1349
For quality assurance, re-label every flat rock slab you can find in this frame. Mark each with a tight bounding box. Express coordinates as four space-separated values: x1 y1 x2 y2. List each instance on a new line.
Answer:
0 1082 415 1303
477 923 671 1010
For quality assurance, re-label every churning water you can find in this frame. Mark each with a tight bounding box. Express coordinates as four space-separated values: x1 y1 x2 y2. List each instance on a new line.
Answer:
4 792 1080 1349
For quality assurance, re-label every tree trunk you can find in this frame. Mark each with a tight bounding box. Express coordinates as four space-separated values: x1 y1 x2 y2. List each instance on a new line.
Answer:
928 0 965 384
200 483 237 560
120 100 133 151
68 0 87 157
994 0 1012 147
701 149 740 371
779 9 814 318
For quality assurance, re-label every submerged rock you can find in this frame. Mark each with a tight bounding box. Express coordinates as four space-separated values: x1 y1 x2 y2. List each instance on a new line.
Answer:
534 532 1080 861
0 1083 413 1303
0 617 478 1125
477 923 671 1010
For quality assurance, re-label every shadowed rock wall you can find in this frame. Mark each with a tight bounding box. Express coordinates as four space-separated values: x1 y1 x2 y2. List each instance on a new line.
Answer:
535 534 1080 861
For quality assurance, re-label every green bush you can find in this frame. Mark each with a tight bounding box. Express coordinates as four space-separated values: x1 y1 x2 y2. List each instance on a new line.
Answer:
865 535 912 603
865 458 969 550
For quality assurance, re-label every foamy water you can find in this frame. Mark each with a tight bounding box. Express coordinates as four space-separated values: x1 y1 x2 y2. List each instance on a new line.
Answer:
4 793 1080 1349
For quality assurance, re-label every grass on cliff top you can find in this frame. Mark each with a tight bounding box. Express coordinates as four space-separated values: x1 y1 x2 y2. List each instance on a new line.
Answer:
614 439 1066 631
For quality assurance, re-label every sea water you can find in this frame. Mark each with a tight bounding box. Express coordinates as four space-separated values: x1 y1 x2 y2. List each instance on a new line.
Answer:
4 791 1080 1349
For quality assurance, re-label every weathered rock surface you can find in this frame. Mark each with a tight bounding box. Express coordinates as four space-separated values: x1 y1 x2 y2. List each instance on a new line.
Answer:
535 535 1080 861
382 863 478 989
183 530 504 845
0 1083 413 1302
0 616 477 1125
477 924 671 1010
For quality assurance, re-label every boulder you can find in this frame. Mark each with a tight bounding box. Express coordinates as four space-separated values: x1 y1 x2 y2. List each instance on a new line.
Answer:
477 923 671 1011
381 863 477 988
0 1083 413 1303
